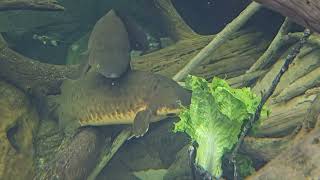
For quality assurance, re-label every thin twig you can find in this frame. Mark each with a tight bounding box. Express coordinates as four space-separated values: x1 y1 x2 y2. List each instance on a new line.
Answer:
87 127 132 180
247 18 292 73
172 2 262 81
231 28 311 180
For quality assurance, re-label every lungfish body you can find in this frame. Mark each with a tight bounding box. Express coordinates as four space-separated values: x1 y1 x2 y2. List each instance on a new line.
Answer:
53 70 191 137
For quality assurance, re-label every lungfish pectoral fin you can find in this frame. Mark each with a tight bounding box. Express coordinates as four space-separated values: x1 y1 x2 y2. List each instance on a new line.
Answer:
132 109 152 138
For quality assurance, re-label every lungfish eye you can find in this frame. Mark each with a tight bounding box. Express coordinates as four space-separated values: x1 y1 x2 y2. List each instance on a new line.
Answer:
166 113 176 117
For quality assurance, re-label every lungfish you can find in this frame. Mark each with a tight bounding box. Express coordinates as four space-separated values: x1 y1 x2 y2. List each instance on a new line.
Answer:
52 70 191 137
78 9 148 79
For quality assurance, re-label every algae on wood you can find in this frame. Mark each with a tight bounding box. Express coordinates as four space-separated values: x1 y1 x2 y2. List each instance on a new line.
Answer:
0 80 39 180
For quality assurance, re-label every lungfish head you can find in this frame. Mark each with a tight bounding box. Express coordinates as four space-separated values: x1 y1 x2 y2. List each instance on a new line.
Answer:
150 76 191 119
131 75 191 137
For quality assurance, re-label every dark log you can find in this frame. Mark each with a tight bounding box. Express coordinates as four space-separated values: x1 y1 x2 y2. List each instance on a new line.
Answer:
37 128 104 180
0 46 77 95
253 0 320 34
0 35 77 95
0 0 64 11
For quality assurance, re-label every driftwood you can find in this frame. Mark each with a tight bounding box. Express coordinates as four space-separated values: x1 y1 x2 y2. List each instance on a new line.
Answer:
153 0 198 41
173 2 262 81
253 0 320 34
0 0 320 179
247 18 292 73
0 0 64 11
0 80 39 180
38 128 104 180
248 117 320 179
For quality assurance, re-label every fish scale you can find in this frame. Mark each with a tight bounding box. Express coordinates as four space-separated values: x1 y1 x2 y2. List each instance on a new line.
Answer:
77 98 147 126
80 104 145 126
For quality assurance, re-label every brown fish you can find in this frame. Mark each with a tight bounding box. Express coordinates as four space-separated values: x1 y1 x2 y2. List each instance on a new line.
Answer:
77 9 148 80
52 70 191 137
83 9 130 79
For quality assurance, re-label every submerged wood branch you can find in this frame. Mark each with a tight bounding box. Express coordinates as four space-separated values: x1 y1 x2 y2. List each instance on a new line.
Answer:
273 66 320 103
0 44 78 95
87 127 132 180
231 28 311 179
0 0 64 11
37 128 104 180
154 0 199 41
253 0 320 34
227 70 267 88
248 127 320 179
303 94 320 131
172 2 262 81
247 18 292 73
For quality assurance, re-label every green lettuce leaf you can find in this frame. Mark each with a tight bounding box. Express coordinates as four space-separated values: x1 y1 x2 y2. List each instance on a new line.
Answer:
174 75 265 177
